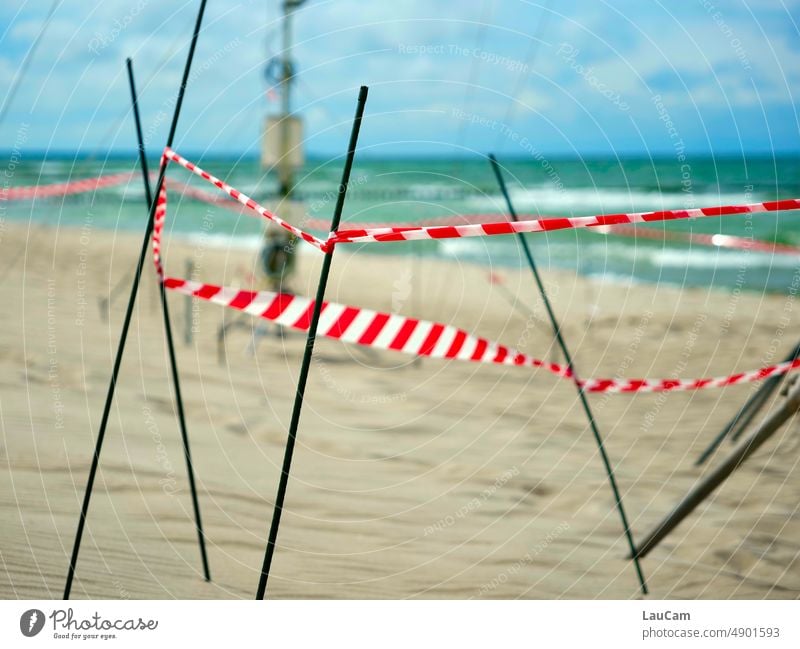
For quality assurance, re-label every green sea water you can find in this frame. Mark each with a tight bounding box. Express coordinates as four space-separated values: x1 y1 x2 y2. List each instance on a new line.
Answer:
4 153 800 293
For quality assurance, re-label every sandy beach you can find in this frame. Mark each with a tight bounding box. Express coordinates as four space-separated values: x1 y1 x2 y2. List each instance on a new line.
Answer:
1 220 799 600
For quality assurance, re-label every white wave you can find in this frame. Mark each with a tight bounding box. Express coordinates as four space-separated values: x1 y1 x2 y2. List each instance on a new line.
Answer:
405 183 463 199
37 161 68 176
438 237 495 260
466 186 756 214
649 248 800 269
584 271 644 286
111 185 144 199
439 235 798 272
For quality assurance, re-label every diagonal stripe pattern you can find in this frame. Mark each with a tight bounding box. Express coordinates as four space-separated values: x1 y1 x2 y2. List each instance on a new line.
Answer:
162 276 800 393
158 148 800 251
329 200 800 245
153 149 800 393
163 147 330 251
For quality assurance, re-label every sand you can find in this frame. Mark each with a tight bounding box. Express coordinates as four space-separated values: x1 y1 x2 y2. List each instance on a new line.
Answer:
1 220 800 599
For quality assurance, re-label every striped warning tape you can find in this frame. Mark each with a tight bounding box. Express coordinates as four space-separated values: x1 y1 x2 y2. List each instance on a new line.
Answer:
152 150 800 392
163 147 329 251
328 200 800 245
160 275 800 393
163 179 800 257
160 149 800 252
173 181 800 256
0 171 134 200
163 276 572 377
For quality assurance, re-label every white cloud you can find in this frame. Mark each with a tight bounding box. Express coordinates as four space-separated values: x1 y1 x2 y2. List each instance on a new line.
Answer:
0 0 797 154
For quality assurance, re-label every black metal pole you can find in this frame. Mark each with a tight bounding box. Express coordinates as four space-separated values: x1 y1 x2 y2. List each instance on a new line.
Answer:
695 341 800 466
63 0 208 600
488 154 648 596
126 57 210 581
255 85 368 600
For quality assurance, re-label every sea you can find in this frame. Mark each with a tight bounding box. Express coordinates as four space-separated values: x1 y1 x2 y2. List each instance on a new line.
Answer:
4 154 800 293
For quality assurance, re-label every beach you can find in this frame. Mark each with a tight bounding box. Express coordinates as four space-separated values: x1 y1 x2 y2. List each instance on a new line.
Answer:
1 220 799 599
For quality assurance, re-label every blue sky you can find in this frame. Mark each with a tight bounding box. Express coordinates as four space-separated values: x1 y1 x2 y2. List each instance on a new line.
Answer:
0 0 798 157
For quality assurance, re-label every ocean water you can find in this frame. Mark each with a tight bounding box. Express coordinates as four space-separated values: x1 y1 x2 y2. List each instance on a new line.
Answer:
4 154 800 293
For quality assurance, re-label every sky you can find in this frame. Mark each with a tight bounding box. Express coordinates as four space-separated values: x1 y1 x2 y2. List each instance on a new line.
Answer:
0 0 798 158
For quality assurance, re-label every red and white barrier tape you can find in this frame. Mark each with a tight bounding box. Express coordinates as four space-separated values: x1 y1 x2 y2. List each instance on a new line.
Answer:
160 150 800 252
177 181 800 257
163 147 329 251
163 276 573 376
161 276 800 393
153 173 169 279
167 182 800 256
328 200 800 245
594 224 800 256
0 171 134 200
153 153 800 391
304 213 514 232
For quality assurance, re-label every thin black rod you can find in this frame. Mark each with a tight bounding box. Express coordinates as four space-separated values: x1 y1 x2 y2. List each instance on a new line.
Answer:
634 376 800 559
488 154 648 596
0 0 63 128
63 0 208 600
728 346 800 443
126 57 210 581
255 85 369 600
695 341 800 466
